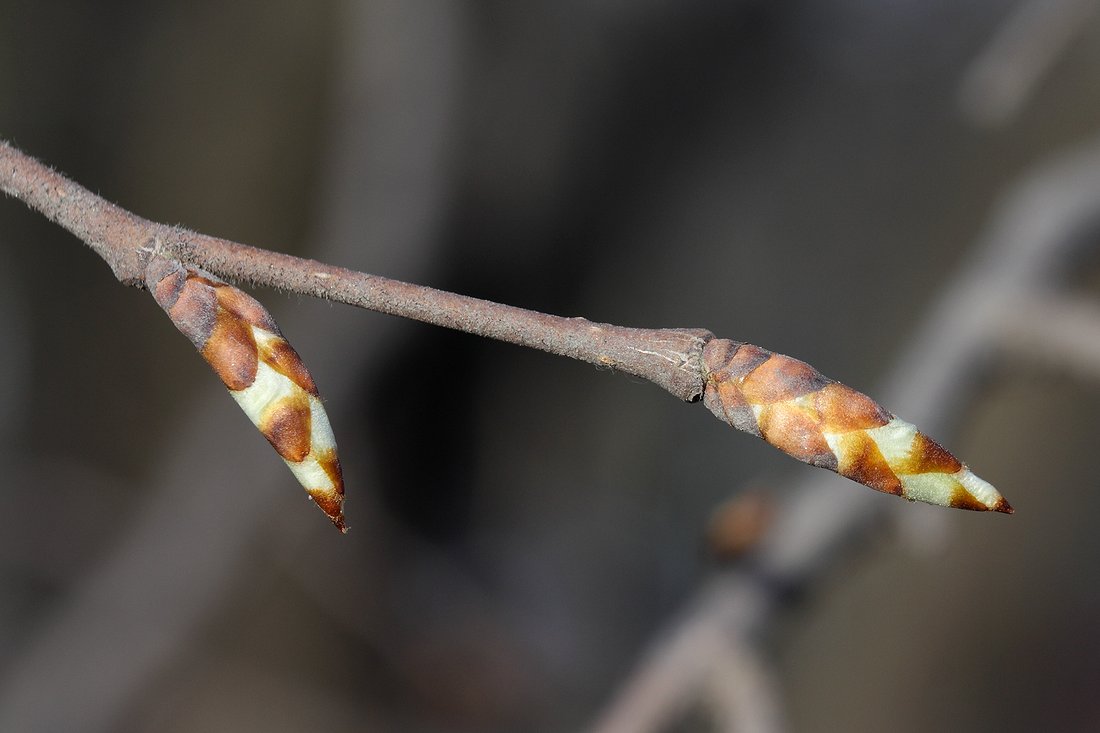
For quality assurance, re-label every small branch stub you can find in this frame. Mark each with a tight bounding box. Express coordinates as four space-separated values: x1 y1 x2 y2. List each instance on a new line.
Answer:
702 339 1012 513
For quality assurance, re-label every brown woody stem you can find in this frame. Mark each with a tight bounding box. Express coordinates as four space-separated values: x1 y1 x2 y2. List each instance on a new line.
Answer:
1 140 712 401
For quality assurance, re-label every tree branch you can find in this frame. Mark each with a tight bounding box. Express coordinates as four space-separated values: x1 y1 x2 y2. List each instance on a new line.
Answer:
0 139 712 402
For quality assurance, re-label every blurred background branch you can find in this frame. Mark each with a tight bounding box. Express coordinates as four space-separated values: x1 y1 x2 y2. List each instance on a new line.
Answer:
957 0 1099 126
591 130 1100 732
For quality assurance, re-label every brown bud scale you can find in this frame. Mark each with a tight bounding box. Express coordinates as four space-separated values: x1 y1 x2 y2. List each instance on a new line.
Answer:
202 307 259 391
259 392 313 462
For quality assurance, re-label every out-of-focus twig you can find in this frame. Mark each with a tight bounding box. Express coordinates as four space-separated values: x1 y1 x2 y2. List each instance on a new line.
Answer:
996 294 1100 381
275 1 540 723
591 582 770 733
0 392 301 733
957 0 1099 126
591 131 1100 733
704 640 785 733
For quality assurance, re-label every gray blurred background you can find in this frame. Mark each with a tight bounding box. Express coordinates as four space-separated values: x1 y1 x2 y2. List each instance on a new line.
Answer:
2 1 1100 731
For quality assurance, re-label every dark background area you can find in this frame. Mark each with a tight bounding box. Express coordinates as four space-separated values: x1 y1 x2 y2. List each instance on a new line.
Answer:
2 2 1100 731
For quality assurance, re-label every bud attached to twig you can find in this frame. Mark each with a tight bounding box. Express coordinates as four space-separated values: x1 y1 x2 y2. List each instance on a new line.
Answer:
145 257 346 531
702 339 1012 513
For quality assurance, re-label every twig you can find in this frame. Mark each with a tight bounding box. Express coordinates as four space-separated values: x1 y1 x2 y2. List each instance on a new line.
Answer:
957 0 1099 126
705 639 786 733
1 138 1010 514
0 392 300 732
590 580 771 733
995 294 1100 381
0 139 712 402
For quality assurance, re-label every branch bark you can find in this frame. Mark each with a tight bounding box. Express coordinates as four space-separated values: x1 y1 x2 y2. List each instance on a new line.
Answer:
0 139 712 402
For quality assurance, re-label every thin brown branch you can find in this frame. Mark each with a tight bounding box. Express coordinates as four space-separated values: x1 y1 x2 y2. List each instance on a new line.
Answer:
172 228 714 400
0 139 711 401
0 138 1011 512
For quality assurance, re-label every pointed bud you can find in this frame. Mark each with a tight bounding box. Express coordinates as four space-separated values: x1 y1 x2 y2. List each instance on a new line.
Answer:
146 257 346 531
702 339 1011 513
